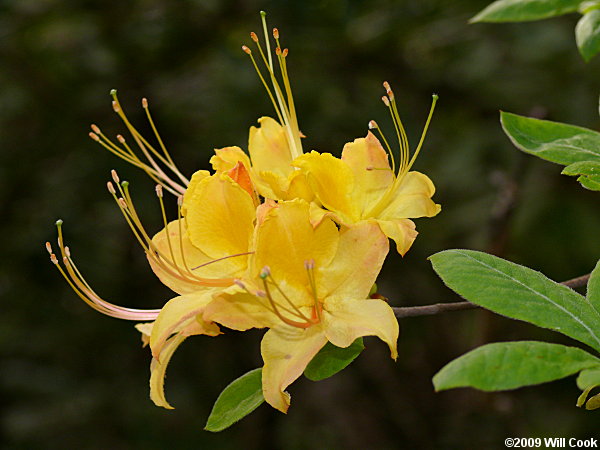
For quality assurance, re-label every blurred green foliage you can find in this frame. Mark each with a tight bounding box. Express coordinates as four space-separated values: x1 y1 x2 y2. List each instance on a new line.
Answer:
2 0 599 448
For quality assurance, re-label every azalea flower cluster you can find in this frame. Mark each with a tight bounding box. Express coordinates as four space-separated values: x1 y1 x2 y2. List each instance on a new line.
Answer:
47 16 440 414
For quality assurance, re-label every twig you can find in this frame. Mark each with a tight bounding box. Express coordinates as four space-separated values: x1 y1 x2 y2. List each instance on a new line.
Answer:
392 273 591 319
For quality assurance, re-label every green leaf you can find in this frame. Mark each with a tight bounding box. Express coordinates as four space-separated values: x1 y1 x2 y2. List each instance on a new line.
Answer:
433 341 600 391
561 161 600 190
304 338 364 381
429 249 600 352
576 9 600 61
205 368 264 432
588 260 600 314
471 0 582 23
500 111 600 165
578 174 600 190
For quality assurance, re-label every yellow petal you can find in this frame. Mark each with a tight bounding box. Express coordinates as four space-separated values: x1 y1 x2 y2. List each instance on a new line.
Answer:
135 322 154 347
320 221 389 301
210 146 251 174
261 325 328 413
181 170 210 216
341 132 394 215
148 220 242 295
186 174 255 261
254 199 339 293
150 333 186 409
378 171 441 220
248 117 293 177
203 287 279 331
293 151 358 222
150 291 220 358
376 219 418 256
323 297 398 359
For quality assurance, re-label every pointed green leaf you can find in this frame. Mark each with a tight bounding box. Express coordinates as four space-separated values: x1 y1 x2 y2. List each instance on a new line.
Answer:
562 160 600 175
578 174 600 190
471 0 582 23
588 260 600 314
433 341 600 391
500 111 600 165
429 250 600 352
304 338 364 381
576 9 600 61
205 368 264 432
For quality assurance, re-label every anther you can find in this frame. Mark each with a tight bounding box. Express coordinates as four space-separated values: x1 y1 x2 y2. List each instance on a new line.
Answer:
250 32 259 42
304 259 315 270
177 195 183 206
242 45 252 55
111 169 120 183
118 198 128 209
142 98 148 109
91 124 101 134
273 28 279 39
89 132 100 142
64 246 71 258
112 101 120 113
260 266 271 279
50 254 58 264
155 184 163 198
282 48 288 57
234 279 246 289
45 242 53 254
116 134 126 144
381 96 390 107
387 89 395 101
107 181 116 194
256 290 267 298
368 120 378 130
383 81 391 91
366 166 374 171
276 47 281 56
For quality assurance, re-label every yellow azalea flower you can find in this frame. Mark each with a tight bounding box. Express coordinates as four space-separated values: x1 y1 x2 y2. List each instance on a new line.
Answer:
203 199 399 413
209 117 313 202
293 86 441 255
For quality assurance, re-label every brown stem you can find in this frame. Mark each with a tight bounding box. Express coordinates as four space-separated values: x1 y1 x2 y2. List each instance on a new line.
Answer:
393 273 591 319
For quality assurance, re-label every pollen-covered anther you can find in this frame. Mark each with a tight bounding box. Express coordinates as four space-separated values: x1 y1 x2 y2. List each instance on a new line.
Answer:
90 124 101 134
242 45 252 55
366 166 375 171
118 198 128 209
368 120 378 130
273 27 279 39
107 181 116 194
386 89 395 101
256 290 267 298
115 134 125 144
282 48 288 57
88 132 100 142
383 81 391 91
45 241 53 254
50 253 58 264
64 246 71 258
141 98 148 109
155 184 163 198
381 96 390 107
304 259 315 270
275 47 281 56
250 31 259 42
111 169 120 183
234 279 246 289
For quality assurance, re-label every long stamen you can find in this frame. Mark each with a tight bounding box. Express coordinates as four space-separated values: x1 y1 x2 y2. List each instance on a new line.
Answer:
408 94 438 171
304 259 322 322
259 267 312 327
369 120 396 173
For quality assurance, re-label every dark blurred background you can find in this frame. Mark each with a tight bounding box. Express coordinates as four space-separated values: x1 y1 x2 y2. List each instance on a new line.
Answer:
2 0 599 448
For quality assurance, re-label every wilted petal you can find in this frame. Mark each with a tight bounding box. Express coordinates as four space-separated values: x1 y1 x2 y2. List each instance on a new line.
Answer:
376 219 418 256
323 297 398 359
261 325 328 413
